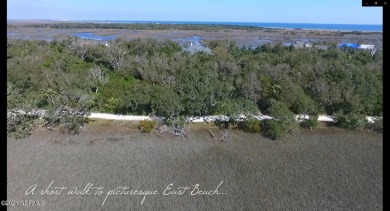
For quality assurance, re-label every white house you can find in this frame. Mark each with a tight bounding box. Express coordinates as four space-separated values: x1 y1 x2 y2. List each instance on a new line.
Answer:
359 44 375 50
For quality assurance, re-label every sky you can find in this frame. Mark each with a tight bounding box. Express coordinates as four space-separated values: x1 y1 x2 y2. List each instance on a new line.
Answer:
7 0 383 25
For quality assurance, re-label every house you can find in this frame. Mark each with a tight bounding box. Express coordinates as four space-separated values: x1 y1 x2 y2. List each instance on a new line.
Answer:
338 43 359 49
292 41 305 49
293 41 313 49
338 42 377 55
359 44 375 50
358 44 376 55
338 43 375 50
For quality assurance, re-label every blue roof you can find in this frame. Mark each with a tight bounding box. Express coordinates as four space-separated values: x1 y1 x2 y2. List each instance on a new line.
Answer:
338 43 359 49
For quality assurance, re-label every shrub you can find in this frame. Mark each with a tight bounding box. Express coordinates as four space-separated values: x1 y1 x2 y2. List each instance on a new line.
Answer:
214 119 230 129
262 119 285 140
334 113 367 130
43 107 90 134
299 115 319 129
61 115 89 134
240 118 261 133
366 118 383 133
214 116 237 129
102 97 120 113
262 99 296 140
163 116 185 129
138 120 156 133
7 111 38 139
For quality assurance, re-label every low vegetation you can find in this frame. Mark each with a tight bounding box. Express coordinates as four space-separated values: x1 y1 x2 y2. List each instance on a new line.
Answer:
239 118 262 133
7 127 383 210
334 112 368 130
367 118 383 133
299 115 319 129
138 120 157 133
261 100 297 140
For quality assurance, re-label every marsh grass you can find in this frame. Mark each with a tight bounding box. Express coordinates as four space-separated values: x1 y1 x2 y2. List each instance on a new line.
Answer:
7 123 382 210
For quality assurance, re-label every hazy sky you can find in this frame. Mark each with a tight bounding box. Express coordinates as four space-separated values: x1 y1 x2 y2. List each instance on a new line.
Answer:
7 0 383 24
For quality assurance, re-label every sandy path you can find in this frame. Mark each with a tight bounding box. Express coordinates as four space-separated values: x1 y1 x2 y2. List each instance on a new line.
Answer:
88 112 379 123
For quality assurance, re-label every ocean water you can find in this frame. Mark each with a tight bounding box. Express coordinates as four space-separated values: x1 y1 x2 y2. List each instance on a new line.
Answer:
79 20 383 32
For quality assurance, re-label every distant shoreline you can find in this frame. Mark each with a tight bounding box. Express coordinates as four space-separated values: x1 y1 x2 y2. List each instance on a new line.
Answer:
7 19 383 32
7 23 383 50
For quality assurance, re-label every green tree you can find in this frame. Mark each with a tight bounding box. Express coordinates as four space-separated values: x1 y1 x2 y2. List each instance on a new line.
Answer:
150 85 183 117
176 68 228 116
262 99 296 140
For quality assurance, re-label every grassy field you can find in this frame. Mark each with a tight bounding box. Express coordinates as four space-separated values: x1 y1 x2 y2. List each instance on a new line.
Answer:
7 122 382 210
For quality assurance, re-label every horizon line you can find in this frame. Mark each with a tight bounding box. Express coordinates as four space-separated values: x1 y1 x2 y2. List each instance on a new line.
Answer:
7 19 383 26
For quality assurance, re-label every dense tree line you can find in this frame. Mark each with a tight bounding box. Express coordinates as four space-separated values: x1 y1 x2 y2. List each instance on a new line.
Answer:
7 37 383 138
